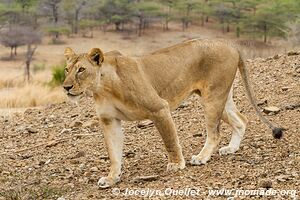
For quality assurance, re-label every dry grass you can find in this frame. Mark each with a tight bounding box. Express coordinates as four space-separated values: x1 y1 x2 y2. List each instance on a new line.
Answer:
0 83 66 108
0 70 51 89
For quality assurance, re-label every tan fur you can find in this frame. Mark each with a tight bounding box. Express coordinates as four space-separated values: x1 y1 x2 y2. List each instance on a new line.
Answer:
63 39 279 188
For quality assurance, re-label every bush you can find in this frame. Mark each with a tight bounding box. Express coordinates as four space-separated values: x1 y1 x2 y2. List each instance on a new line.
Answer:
45 26 71 44
50 63 66 86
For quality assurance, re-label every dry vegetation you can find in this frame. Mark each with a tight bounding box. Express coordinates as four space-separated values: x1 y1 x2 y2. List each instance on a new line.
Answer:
0 26 298 112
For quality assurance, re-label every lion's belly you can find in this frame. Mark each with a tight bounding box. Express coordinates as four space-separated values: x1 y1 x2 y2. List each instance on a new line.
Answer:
95 99 148 121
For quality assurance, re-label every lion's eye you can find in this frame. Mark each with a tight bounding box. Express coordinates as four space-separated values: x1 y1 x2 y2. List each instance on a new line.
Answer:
65 68 69 73
78 67 85 73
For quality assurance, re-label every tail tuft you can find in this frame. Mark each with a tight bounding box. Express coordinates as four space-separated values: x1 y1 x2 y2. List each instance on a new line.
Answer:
272 127 284 139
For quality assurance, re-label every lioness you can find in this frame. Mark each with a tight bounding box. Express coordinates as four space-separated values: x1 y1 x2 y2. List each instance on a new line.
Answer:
63 39 283 188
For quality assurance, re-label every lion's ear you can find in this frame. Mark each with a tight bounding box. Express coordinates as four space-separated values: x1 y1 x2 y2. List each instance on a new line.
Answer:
64 47 76 62
88 48 104 66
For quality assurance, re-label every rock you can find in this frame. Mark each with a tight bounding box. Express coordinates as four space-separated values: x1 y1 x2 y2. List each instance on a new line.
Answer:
273 54 280 59
57 197 65 200
263 106 280 114
281 86 290 91
178 101 190 109
26 127 38 133
133 175 159 183
259 179 272 189
70 120 83 128
137 120 154 129
125 150 135 158
71 114 78 118
257 99 268 106
90 167 99 172
287 51 300 56
275 175 289 182
285 103 300 110
82 120 99 128
193 133 202 137
60 128 71 134
71 151 85 159
45 159 51 165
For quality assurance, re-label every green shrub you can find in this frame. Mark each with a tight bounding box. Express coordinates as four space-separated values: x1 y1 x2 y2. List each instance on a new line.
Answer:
50 63 66 86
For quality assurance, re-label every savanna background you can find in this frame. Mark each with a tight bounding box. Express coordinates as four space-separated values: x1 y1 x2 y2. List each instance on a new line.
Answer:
0 0 299 199
0 0 299 112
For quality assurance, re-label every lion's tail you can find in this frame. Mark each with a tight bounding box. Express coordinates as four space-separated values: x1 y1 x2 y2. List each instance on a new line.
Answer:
238 52 284 139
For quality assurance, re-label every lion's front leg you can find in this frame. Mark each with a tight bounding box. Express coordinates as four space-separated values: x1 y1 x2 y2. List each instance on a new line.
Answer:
97 118 124 188
152 107 186 171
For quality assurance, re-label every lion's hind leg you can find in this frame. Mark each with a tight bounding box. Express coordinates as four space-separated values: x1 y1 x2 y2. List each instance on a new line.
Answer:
190 92 227 165
219 89 248 155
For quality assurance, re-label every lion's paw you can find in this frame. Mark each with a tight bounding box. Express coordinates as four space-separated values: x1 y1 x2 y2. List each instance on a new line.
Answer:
167 161 186 172
219 146 238 155
97 176 120 189
190 155 209 165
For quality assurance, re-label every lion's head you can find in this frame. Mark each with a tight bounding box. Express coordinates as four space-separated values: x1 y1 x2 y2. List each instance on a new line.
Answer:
63 47 104 98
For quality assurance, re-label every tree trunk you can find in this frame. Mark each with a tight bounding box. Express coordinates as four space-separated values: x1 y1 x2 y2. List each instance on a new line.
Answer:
25 44 37 82
236 25 240 38
165 16 169 31
221 18 225 34
25 44 31 82
263 23 267 43
115 22 121 31
14 47 17 55
165 4 171 31
10 47 13 59
90 27 93 38
227 23 230 32
138 16 143 36
74 9 79 34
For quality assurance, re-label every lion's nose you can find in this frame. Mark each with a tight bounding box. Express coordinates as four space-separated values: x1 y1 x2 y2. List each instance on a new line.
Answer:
63 85 73 92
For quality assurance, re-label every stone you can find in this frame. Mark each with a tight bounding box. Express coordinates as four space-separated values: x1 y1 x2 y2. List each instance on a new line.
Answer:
90 167 99 172
82 120 99 128
70 120 83 128
26 127 38 133
133 175 159 183
263 106 280 114
259 179 272 189
287 51 300 56
137 120 154 129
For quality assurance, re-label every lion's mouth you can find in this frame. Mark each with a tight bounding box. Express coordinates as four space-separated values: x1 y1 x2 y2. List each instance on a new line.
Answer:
67 92 83 97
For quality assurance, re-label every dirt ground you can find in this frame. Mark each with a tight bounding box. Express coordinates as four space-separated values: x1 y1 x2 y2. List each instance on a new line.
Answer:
0 42 299 199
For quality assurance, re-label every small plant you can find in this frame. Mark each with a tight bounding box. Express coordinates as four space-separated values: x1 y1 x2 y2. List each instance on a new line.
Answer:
50 63 66 86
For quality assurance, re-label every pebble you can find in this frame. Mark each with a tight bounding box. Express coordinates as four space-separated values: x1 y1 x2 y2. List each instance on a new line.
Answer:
26 127 38 133
90 167 99 172
263 106 280 114
82 120 99 128
259 179 272 189
70 120 83 128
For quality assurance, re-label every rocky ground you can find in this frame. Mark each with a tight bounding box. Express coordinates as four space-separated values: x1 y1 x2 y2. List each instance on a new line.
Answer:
0 52 299 200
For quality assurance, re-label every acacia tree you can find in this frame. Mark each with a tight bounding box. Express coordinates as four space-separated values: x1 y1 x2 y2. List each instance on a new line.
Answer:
242 1 290 43
40 0 63 42
0 25 26 59
23 27 41 82
63 0 87 34
132 1 162 36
